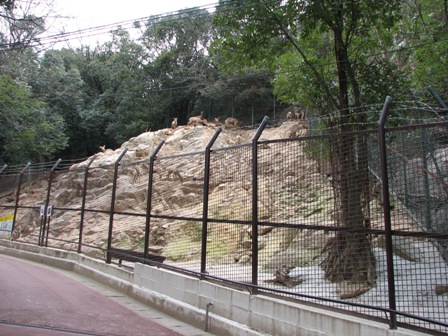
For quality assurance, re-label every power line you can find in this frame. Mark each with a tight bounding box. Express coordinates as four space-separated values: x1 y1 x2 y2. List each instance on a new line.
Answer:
0 0 445 96
42 4 218 45
0 2 219 49
1 0 274 49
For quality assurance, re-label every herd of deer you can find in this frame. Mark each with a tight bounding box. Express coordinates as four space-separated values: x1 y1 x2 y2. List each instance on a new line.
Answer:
99 110 306 153
99 113 237 153
286 110 306 121
171 114 239 130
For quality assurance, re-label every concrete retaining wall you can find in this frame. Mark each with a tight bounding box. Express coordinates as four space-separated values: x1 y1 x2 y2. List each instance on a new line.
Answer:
0 240 429 336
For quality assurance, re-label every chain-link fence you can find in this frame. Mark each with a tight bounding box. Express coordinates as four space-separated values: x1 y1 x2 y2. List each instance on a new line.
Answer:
1 99 447 334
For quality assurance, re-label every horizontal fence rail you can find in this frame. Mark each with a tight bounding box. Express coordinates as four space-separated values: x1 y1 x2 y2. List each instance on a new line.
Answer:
1 100 448 334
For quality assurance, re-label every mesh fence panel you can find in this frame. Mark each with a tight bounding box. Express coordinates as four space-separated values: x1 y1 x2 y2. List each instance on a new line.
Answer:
17 167 48 208
45 207 80 251
383 122 448 332
84 165 114 212
79 209 110 258
1 111 448 333
152 153 204 218
8 165 49 245
256 132 387 318
111 214 146 250
150 152 205 272
205 145 253 281
257 138 334 290
161 218 202 272
115 161 148 215
208 145 252 221
51 170 84 209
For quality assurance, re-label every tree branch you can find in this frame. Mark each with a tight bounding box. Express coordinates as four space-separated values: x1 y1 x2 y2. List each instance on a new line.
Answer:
263 1 340 110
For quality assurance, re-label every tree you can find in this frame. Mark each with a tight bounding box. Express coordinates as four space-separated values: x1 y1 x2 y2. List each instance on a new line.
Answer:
140 8 217 126
0 0 52 53
400 0 448 100
74 30 153 147
212 0 406 287
31 48 89 158
200 69 276 123
0 0 56 81
0 76 67 164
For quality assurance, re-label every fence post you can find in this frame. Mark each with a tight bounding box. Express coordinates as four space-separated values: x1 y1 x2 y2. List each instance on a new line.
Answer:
12 162 31 236
41 159 62 247
428 86 448 118
251 116 270 292
144 141 165 260
378 96 397 329
201 128 222 276
106 148 128 263
78 155 97 253
0 165 6 195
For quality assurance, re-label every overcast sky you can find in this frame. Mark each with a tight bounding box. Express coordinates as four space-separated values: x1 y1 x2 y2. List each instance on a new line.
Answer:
45 0 217 47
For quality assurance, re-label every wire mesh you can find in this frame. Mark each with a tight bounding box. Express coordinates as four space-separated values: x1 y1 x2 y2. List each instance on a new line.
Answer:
45 207 81 252
110 213 147 250
256 132 387 319
84 165 114 212
256 137 333 290
382 121 448 332
16 168 49 208
152 153 204 218
148 152 205 271
79 209 110 258
205 145 253 281
51 170 84 209
160 218 202 272
1 108 448 333
4 206 40 245
208 145 252 222
116 160 149 215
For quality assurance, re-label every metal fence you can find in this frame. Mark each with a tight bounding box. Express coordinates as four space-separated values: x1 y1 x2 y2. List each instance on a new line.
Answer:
1 97 448 334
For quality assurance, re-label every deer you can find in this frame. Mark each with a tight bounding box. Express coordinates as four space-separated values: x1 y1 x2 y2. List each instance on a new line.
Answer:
188 116 207 126
171 117 178 129
224 117 239 128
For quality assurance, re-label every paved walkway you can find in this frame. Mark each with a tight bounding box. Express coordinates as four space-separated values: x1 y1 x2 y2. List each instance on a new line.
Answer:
0 255 209 336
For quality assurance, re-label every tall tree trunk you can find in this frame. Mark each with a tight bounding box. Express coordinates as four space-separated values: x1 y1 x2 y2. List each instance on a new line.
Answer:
320 26 376 288
321 131 376 286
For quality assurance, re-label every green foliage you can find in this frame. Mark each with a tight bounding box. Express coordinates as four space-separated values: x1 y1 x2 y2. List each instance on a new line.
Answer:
401 0 448 100
273 49 337 112
140 9 217 124
31 49 89 158
213 0 410 284
200 69 275 123
0 0 444 163
0 76 68 164
213 0 406 119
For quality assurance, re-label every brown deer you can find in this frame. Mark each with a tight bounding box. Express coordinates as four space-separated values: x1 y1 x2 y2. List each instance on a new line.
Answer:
171 117 178 129
188 116 207 126
224 117 238 128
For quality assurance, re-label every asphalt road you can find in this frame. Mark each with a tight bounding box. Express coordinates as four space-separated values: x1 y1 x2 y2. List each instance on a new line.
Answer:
0 255 209 336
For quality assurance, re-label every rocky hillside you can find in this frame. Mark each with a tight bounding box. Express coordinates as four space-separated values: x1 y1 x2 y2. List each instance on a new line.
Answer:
4 119 448 330
4 118 424 269
5 119 337 266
